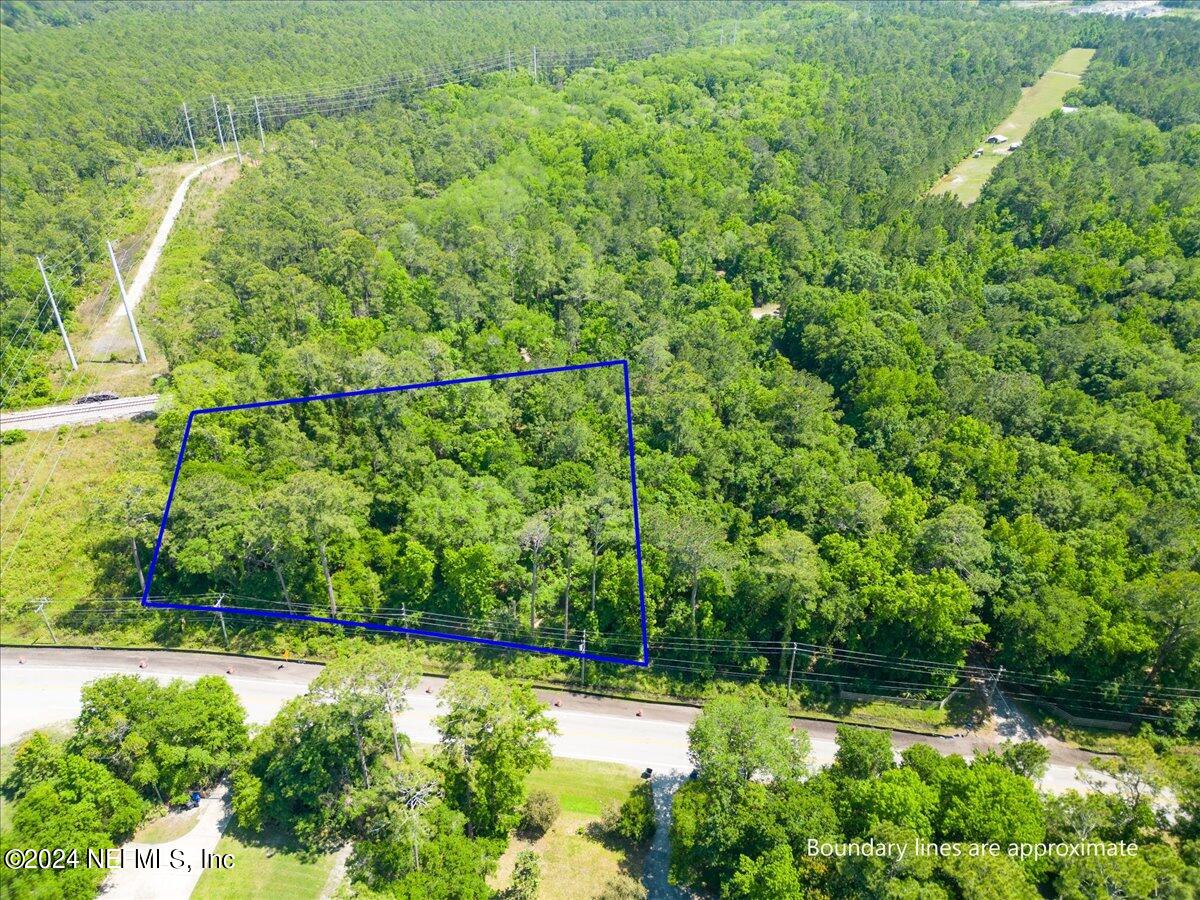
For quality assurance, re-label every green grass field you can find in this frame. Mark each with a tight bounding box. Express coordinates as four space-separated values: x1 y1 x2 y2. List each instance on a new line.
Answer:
134 808 202 844
492 758 645 899
930 47 1094 205
191 827 338 900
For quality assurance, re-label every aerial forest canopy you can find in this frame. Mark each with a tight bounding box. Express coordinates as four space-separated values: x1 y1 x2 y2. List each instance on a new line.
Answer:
156 365 643 656
0 0 751 405
1 1 1197 730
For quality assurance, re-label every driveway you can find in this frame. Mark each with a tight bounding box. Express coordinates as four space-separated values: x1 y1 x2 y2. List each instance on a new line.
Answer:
101 784 230 899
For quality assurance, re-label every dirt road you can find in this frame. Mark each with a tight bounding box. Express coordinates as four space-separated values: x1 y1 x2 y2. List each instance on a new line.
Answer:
89 155 233 360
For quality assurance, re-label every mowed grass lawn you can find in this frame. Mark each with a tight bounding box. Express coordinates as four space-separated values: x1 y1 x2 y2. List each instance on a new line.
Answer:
191 826 338 900
491 758 645 899
930 47 1095 205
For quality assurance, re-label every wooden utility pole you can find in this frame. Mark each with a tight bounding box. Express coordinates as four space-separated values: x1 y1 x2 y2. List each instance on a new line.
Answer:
105 240 146 363
579 634 587 685
182 103 198 162
36 256 76 370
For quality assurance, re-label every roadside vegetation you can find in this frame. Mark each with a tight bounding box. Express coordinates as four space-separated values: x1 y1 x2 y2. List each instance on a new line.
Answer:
670 691 1200 898
0 650 569 898
0 675 245 898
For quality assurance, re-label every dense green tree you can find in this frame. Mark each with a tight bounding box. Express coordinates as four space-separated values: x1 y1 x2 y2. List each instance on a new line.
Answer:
69 674 247 805
688 690 809 788
0 734 147 900
832 726 895 781
233 688 389 847
434 671 556 837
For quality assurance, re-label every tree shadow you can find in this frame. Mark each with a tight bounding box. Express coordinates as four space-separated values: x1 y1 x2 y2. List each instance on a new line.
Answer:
221 822 330 865
946 689 988 730
642 773 691 898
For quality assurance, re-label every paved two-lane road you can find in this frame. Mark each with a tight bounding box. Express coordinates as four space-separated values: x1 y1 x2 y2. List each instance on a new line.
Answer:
0 647 1097 789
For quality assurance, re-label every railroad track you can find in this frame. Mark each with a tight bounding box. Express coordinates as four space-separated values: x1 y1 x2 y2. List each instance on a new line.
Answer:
0 394 159 433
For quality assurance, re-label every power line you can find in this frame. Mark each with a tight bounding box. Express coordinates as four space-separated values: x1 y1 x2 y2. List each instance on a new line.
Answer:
14 592 1194 713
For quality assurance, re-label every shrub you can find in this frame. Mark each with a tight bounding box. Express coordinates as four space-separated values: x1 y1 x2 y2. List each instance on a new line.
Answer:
509 850 541 900
606 780 656 844
519 788 561 835
598 874 649 899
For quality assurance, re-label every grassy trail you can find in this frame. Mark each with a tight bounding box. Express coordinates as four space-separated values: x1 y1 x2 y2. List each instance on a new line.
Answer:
929 47 1094 205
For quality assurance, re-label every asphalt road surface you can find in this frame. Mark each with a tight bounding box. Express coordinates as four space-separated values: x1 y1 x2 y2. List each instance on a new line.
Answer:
0 394 158 432
0 647 1097 789
102 783 230 900
0 647 1104 900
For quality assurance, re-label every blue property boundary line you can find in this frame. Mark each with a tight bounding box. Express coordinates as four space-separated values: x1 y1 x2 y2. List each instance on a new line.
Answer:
141 360 650 667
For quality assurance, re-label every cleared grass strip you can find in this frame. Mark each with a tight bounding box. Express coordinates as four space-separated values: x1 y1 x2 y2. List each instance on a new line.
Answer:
929 47 1094 205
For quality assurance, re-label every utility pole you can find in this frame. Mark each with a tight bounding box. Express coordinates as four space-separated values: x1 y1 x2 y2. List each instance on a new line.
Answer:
226 104 242 164
253 96 266 153
989 665 1005 705
531 46 538 82
105 239 147 363
787 641 797 699
214 593 229 648
211 94 226 149
36 256 77 370
579 634 587 686
182 102 198 162
34 599 59 645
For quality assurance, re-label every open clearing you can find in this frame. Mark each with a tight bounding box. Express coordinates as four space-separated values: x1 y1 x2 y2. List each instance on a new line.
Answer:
491 758 645 899
0 419 159 605
191 826 338 900
929 47 1094 204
